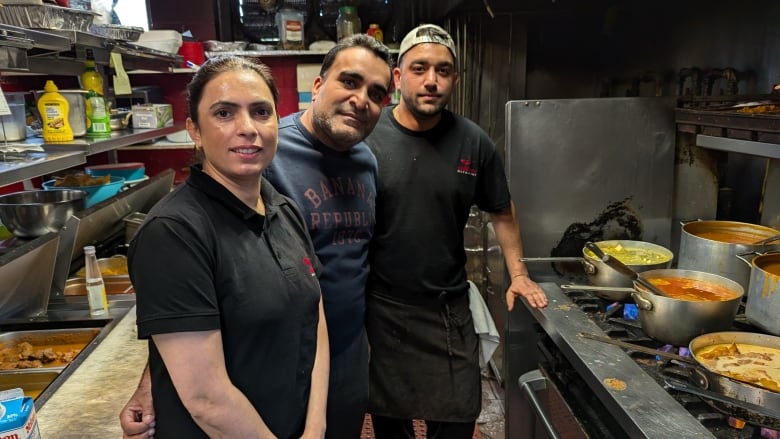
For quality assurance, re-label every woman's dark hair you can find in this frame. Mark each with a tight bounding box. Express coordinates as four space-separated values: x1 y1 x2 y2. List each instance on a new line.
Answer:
319 34 394 79
187 56 279 123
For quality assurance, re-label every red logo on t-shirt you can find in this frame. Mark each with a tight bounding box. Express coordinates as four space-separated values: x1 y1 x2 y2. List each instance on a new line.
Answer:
302 257 316 276
457 158 478 176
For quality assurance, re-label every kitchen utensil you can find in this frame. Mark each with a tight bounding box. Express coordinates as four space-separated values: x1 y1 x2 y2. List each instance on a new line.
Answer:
584 241 669 297
753 233 780 246
736 251 780 335
577 332 695 363
663 377 780 427
85 162 145 180
42 176 125 208
520 240 673 294
0 189 86 238
678 220 780 290
630 269 744 346
559 284 635 302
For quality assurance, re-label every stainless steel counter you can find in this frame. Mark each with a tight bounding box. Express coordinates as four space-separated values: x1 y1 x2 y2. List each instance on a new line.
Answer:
522 283 714 438
36 306 147 438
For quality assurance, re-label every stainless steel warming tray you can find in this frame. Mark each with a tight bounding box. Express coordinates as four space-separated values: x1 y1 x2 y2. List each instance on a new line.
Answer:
0 328 100 372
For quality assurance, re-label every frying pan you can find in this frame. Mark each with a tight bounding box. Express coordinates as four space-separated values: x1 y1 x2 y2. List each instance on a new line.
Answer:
579 331 780 426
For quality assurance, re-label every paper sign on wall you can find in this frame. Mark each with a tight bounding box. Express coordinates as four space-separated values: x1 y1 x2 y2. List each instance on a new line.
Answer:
110 52 132 95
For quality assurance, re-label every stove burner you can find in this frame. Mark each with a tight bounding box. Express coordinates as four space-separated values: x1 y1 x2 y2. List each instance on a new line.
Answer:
559 285 777 437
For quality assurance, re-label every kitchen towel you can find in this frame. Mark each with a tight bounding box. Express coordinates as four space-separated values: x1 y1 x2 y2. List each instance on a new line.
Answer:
468 280 500 368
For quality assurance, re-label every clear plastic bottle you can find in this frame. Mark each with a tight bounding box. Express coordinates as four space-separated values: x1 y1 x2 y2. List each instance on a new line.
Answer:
84 246 108 317
336 6 361 42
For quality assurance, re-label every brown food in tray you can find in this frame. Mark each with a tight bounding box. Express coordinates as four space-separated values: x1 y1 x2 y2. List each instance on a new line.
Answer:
0 329 99 371
735 104 780 114
53 173 110 187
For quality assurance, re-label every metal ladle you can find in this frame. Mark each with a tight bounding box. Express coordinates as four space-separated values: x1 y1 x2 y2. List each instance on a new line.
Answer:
584 241 670 297
753 233 780 246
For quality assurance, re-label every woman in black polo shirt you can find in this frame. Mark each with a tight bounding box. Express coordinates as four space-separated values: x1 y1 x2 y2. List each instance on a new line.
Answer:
128 56 329 438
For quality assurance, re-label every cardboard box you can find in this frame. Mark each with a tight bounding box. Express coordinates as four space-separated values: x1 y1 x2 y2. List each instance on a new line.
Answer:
132 104 173 129
0 389 40 439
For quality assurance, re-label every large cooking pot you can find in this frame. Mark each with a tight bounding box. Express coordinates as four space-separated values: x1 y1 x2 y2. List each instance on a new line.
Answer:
678 220 780 291
521 240 673 301
736 251 780 335
631 269 744 346
688 331 780 426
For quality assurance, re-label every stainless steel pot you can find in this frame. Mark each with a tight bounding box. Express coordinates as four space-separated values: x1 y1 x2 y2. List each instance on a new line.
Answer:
631 269 744 346
737 251 780 335
689 331 780 422
521 240 673 301
678 220 780 290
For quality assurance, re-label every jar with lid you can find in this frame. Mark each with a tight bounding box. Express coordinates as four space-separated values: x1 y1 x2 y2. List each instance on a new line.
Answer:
336 6 361 42
276 8 305 50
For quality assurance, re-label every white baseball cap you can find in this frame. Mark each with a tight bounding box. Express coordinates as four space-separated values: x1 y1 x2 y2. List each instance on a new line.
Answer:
398 24 457 61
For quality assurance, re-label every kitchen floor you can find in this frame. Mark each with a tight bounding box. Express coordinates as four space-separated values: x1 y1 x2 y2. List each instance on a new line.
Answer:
359 369 506 439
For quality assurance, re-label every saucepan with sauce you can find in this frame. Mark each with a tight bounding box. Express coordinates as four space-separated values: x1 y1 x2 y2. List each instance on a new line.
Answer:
521 240 673 301
736 251 780 336
631 268 744 346
678 220 780 291
687 331 780 426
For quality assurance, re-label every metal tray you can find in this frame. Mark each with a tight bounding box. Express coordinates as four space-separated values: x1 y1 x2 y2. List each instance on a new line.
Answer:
64 276 134 295
0 370 58 400
0 328 100 372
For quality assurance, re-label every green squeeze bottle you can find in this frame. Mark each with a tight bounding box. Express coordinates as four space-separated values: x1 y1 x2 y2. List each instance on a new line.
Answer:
81 59 111 136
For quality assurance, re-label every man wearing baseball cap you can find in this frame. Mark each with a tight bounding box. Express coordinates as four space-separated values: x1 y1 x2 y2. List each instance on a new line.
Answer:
364 23 547 438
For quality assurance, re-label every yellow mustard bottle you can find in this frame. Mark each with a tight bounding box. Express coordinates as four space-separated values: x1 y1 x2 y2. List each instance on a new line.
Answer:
37 80 74 142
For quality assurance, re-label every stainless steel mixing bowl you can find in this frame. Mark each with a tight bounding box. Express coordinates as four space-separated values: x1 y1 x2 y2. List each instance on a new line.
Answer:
0 189 86 238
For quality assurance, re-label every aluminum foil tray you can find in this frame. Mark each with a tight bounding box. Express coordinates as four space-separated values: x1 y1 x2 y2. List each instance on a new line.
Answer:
89 24 143 42
0 4 97 32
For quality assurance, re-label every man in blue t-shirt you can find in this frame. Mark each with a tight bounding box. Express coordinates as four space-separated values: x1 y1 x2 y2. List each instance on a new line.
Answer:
120 34 393 439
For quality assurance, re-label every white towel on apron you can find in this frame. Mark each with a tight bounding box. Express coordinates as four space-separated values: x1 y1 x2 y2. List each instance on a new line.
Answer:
467 280 500 368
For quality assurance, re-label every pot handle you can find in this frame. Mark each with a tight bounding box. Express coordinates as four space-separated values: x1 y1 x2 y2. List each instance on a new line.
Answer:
690 367 710 390
735 251 760 267
679 218 702 226
580 259 597 275
632 291 653 311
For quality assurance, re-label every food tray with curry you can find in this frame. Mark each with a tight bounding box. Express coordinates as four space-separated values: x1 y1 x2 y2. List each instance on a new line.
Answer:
0 328 99 372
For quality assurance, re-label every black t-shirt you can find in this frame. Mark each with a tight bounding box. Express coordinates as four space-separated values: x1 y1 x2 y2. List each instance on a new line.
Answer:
365 107 511 295
130 164 322 438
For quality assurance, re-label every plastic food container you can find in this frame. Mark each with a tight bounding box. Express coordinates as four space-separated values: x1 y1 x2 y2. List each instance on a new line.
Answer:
136 30 183 54
0 103 27 141
42 176 125 208
85 162 145 181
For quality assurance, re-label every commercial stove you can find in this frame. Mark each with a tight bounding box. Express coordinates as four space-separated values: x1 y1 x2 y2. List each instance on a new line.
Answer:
505 281 779 439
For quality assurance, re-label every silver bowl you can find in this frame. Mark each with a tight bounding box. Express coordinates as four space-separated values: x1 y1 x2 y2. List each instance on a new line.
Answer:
0 189 86 238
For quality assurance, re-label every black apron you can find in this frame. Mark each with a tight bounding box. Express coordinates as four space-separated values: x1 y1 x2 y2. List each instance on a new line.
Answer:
365 284 481 422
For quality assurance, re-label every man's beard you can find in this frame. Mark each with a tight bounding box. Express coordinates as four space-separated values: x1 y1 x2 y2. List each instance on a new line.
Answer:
312 110 364 150
403 93 449 120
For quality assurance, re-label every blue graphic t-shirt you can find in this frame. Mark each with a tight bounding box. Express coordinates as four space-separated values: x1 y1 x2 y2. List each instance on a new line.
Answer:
265 112 377 354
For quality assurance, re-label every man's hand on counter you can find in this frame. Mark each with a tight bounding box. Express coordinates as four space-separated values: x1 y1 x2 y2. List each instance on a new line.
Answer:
120 364 156 438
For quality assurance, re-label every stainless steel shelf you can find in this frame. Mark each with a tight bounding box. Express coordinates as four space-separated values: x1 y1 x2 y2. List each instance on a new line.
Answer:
0 124 184 187
696 134 780 159
204 48 399 58
49 124 185 156
0 149 84 187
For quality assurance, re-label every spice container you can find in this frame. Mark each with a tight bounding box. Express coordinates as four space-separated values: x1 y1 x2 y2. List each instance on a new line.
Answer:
367 23 383 43
336 6 361 42
276 8 304 50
